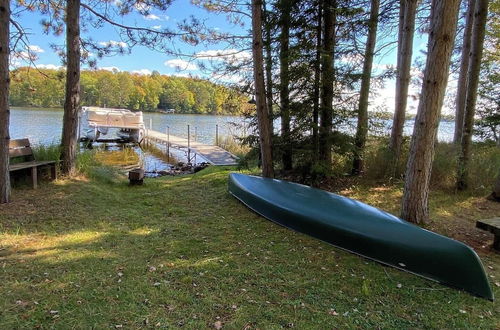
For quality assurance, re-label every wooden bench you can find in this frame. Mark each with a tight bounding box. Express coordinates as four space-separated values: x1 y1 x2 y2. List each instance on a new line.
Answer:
9 139 57 189
476 217 500 251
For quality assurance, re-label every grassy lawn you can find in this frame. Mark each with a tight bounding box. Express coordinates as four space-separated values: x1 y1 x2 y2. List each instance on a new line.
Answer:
0 166 499 328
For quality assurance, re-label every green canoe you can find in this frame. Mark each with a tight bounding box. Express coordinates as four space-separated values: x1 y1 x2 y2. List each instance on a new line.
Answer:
228 173 494 300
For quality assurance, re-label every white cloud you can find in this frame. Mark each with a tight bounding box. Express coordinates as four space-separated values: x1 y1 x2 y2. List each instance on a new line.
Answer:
98 40 128 48
195 49 251 64
144 14 160 20
163 15 170 21
98 66 121 72
151 25 162 30
132 69 152 75
170 72 192 78
134 3 150 12
37 64 63 70
28 45 44 53
165 59 197 71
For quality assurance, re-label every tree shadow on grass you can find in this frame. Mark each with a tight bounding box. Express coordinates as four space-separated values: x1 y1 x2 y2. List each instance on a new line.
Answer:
0 169 498 328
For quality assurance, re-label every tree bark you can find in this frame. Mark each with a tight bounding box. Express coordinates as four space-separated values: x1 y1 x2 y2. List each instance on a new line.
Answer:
352 0 380 175
389 0 417 169
61 0 81 175
488 167 500 201
279 0 292 171
457 0 488 190
263 0 274 134
401 0 460 224
0 0 10 204
312 1 322 164
453 0 475 144
252 0 274 178
319 0 336 169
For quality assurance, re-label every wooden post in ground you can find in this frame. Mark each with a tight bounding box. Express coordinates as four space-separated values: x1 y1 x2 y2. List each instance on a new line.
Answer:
187 125 191 163
215 124 219 146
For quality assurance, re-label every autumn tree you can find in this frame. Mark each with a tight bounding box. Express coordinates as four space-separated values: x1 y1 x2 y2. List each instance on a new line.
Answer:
401 0 461 224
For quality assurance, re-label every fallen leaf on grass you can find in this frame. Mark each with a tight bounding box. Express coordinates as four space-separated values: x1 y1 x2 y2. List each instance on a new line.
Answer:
214 320 223 329
329 309 338 316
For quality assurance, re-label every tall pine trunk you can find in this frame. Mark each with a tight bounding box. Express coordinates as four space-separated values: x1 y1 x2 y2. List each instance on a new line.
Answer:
312 1 322 165
319 0 336 169
279 0 292 171
61 0 81 175
252 0 274 178
389 0 417 172
401 0 460 224
453 0 475 144
0 0 10 204
352 0 380 175
263 0 274 134
457 0 489 190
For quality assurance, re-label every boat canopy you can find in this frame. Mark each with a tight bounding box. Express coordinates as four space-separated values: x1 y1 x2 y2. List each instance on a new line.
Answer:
82 107 144 129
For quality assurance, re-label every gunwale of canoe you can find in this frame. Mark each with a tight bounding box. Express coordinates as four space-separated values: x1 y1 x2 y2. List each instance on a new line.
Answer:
228 173 494 300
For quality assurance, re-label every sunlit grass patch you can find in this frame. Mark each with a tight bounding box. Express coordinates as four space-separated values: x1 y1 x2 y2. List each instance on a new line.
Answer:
94 148 140 167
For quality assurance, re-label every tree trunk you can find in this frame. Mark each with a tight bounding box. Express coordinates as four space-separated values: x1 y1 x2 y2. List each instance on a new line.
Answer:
279 0 292 171
263 0 274 134
389 0 417 170
352 0 380 175
453 0 475 144
401 0 460 224
0 0 10 204
252 0 274 178
312 1 322 164
319 0 336 169
61 0 81 175
457 0 488 190
488 167 500 201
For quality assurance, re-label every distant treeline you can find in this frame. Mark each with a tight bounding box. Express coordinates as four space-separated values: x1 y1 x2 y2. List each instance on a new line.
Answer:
10 67 251 115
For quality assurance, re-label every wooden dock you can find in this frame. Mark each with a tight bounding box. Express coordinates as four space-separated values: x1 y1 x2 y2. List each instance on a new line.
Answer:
144 129 239 166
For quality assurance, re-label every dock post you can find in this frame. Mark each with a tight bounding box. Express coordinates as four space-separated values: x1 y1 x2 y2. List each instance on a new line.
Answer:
187 124 191 163
149 118 153 130
215 124 219 146
166 126 170 160
194 127 197 142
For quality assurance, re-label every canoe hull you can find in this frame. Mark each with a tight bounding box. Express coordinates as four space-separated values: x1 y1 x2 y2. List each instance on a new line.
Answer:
228 173 494 300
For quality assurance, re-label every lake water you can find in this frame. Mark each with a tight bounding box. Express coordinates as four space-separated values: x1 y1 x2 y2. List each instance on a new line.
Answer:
9 107 456 146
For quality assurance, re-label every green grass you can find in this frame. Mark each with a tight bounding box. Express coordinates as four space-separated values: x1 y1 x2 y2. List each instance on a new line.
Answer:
0 166 499 328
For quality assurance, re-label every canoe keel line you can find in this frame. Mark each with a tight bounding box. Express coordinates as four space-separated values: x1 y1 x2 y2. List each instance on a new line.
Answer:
228 173 494 300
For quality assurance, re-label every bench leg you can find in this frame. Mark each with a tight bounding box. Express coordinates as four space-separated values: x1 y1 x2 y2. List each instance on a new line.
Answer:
494 235 500 251
31 166 38 189
50 165 57 181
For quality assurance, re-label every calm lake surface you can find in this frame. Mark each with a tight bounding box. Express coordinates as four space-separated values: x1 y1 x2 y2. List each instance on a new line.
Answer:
10 107 456 146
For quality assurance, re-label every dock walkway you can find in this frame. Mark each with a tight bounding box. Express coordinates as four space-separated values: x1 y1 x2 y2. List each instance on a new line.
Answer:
144 129 239 166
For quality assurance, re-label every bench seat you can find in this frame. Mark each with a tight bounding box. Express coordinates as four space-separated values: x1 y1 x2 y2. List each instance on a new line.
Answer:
9 139 58 189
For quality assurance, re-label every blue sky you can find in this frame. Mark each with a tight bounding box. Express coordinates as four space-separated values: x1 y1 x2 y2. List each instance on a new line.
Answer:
11 1 438 114
12 1 250 77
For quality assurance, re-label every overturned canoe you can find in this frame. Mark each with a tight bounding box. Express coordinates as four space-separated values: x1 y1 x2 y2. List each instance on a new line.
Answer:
228 173 494 300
